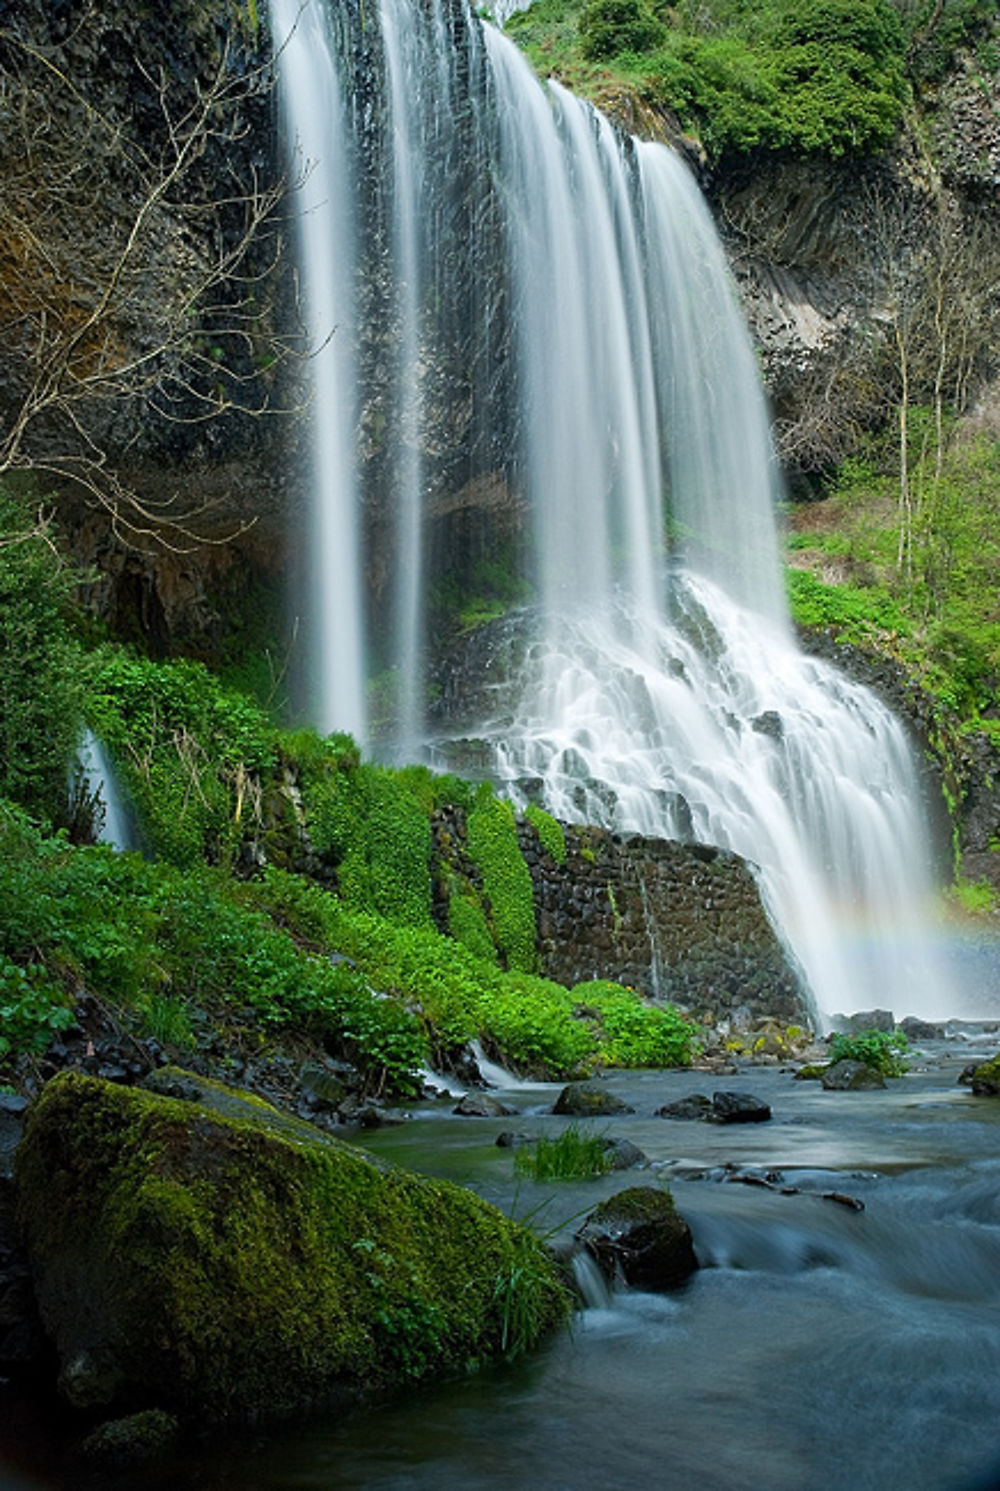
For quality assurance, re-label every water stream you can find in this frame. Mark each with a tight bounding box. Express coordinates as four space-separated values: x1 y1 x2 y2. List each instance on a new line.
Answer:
7 1045 1000 1490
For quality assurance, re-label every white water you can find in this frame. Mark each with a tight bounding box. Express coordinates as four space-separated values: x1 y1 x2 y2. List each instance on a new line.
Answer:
270 0 954 1023
270 0 366 743
77 730 133 851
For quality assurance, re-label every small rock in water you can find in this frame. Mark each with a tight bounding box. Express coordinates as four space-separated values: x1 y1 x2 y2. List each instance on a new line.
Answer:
710 1091 772 1123
820 1059 885 1091
552 1082 634 1117
899 1016 942 1042
453 1093 517 1117
495 1130 535 1148
655 1094 712 1121
576 1186 697 1291
601 1137 647 1170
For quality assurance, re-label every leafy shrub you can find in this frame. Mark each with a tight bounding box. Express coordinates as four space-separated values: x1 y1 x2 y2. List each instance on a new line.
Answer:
575 980 699 1067
579 0 666 59
87 652 276 865
828 1027 909 1075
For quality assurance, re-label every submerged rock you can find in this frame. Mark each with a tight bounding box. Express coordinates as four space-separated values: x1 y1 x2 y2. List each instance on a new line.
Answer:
15 1073 568 1422
576 1186 697 1291
820 1059 886 1091
552 1082 634 1117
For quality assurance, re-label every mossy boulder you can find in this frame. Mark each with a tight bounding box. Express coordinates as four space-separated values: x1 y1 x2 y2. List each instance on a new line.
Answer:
576 1186 698 1291
968 1055 1000 1095
15 1073 568 1422
552 1082 634 1117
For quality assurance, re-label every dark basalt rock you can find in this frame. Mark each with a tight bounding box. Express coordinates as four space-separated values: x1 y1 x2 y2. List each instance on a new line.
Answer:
655 1094 713 1120
710 1090 772 1123
601 1137 648 1170
820 1059 886 1091
576 1186 698 1291
453 1092 517 1117
552 1082 634 1117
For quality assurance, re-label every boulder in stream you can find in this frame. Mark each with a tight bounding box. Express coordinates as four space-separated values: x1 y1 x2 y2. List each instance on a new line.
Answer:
552 1082 634 1117
710 1090 772 1123
576 1186 698 1291
820 1059 886 1091
453 1092 517 1117
15 1072 569 1422
967 1055 1000 1095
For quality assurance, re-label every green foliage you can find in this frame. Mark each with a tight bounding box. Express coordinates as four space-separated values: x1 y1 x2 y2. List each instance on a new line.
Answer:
786 569 907 640
447 890 499 965
579 0 666 60
525 802 567 865
86 651 276 866
949 877 998 915
899 0 997 84
467 790 538 973
513 1125 613 1180
574 980 699 1067
508 0 908 161
828 1027 909 1075
0 956 73 1061
0 490 84 823
789 428 1000 721
295 739 433 929
0 806 425 1093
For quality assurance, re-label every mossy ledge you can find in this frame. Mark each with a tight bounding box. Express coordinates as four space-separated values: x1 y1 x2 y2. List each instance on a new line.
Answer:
14 1072 569 1422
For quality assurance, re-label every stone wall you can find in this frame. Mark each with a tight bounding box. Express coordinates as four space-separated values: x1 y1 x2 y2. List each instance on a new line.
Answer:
432 811 812 1029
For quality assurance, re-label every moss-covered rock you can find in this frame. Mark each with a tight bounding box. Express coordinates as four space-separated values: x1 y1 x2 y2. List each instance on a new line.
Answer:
968 1055 1000 1095
576 1185 698 1291
15 1073 568 1422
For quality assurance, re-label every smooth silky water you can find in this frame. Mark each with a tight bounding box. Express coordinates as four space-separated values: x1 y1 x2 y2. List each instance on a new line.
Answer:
8 1049 1000 1491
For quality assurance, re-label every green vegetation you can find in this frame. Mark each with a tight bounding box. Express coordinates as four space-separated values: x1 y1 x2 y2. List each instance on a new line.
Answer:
467 789 539 973
513 1125 613 1180
0 492 84 825
507 0 910 162
16 1073 569 1419
787 426 1000 723
525 802 567 865
828 1027 909 1075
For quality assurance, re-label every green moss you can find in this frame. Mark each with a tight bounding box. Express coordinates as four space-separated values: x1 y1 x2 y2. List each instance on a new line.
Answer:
447 890 499 965
16 1073 569 1421
525 803 567 866
466 791 538 973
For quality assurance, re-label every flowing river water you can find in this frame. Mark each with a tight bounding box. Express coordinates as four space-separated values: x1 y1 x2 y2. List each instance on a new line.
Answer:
6 1033 1000 1491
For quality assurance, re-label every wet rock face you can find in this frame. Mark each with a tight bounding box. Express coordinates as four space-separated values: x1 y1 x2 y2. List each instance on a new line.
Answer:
527 825 811 1028
576 1186 698 1292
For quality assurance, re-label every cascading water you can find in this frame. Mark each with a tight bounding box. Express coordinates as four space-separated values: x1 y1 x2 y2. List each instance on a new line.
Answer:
270 0 952 1022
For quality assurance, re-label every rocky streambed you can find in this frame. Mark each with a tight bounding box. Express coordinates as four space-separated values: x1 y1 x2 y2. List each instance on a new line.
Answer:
5 1026 1000 1490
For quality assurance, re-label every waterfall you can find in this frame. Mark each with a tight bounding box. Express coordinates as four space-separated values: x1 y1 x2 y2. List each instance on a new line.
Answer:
269 0 952 1022
77 731 133 851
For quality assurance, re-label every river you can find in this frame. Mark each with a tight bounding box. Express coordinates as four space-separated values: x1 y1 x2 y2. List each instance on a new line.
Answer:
5 1033 1000 1490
